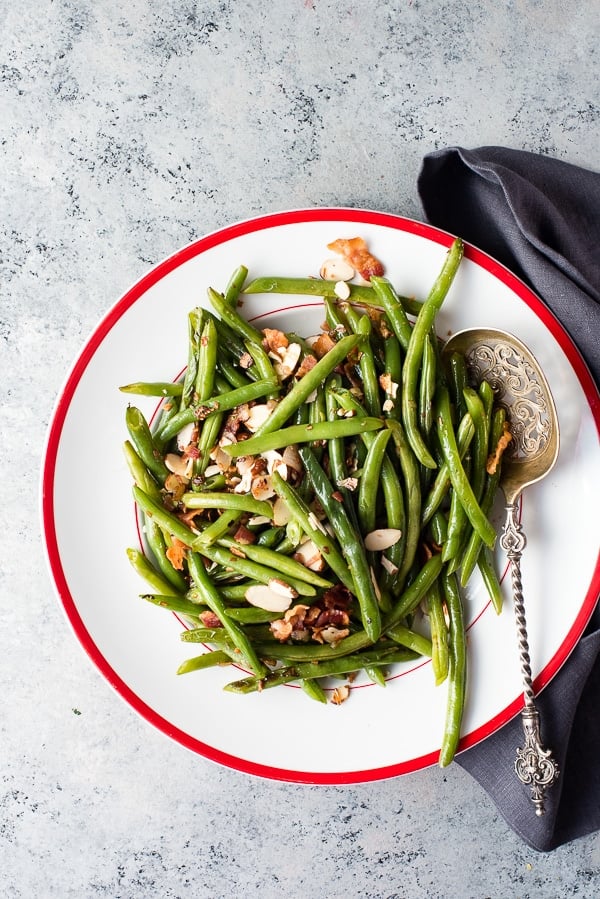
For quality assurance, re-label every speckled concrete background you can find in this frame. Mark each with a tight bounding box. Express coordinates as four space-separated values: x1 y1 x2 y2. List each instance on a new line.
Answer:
3 1 600 896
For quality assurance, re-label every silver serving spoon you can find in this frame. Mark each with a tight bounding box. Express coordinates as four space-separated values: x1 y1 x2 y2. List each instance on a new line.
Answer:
442 327 560 816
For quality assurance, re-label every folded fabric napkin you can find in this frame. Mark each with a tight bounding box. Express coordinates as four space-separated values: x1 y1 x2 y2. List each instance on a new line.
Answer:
417 146 600 852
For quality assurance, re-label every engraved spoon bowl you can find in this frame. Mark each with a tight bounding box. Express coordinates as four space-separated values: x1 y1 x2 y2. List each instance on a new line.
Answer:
442 327 560 816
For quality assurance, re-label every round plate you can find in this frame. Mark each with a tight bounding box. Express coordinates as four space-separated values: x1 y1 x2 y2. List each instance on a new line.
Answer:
41 209 600 783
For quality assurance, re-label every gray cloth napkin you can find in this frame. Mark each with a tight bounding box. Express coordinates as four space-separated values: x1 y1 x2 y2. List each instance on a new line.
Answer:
417 146 600 852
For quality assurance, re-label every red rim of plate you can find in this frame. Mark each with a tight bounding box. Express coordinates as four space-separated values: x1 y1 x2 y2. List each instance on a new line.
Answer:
40 208 600 784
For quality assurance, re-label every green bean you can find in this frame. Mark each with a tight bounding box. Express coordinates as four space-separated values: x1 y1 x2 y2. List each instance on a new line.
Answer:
442 488 469 564
218 355 253 389
419 334 436 437
216 535 333 588
120 381 184 397
195 510 242 546
224 265 249 306
298 445 382 643
387 623 433 657
402 238 464 469
198 542 317 597
358 428 391 534
194 411 224 477
435 387 496 548
271 471 355 591
477 547 504 614
382 327 402 419
242 338 279 397
244 275 424 317
194 317 218 403
344 306 382 417
365 666 388 687
426 579 449 686
142 593 206 617
421 413 475 526
180 308 204 410
224 646 418 694
385 552 444 629
177 651 232 674
126 406 170 484
207 286 264 347
144 517 189 591
301 679 328 703
384 418 422 589
439 569 467 767
188 552 267 677
447 351 468 423
123 440 162 502
256 526 286 547
250 333 361 436
221 415 383 457
226 607 284 624
369 276 413 351
181 492 273 519
462 387 488 504
324 296 349 334
459 408 507 586
155 377 278 444
132 486 206 550
126 547 182 596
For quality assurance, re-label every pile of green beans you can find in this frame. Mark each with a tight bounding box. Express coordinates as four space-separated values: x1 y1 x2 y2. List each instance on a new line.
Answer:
121 239 509 767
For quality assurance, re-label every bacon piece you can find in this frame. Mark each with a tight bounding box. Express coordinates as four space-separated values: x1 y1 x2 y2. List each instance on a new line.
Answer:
487 422 513 475
165 537 188 570
327 237 384 281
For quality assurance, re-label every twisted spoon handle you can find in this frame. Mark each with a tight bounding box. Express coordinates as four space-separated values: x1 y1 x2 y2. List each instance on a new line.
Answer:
501 502 559 816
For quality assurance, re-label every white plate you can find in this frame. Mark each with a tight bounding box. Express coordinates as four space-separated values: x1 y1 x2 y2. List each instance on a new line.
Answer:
41 209 600 783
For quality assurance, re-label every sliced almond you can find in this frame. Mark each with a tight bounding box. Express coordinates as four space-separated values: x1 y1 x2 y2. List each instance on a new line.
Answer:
245 404 271 433
381 555 399 576
262 450 288 479
164 453 191 480
251 474 275 501
273 341 301 380
203 463 222 478
273 496 292 526
235 455 256 476
364 528 403 551
319 257 355 282
331 685 350 705
293 539 325 572
334 280 351 301
268 578 298 599
176 421 196 452
246 515 271 527
282 444 303 473
233 469 254 494
245 584 292 613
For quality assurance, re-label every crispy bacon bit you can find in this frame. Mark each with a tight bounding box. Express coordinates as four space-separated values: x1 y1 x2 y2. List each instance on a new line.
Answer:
270 603 310 642
311 332 337 359
233 524 256 545
327 237 384 281
331 685 350 705
182 443 201 460
331 490 344 503
165 537 188 570
262 328 289 355
295 353 318 379
199 610 222 628
487 422 513 475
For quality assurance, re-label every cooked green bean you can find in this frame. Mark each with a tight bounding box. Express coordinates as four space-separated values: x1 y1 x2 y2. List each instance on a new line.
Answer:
421 413 475 526
188 552 267 677
435 387 496 548
181 492 273 518
216 534 333 588
419 334 436 437
123 440 162 501
155 377 278 443
402 238 464 469
120 381 184 397
358 428 391 534
298 445 382 643
244 276 423 316
126 547 182 597
369 276 413 351
223 265 249 306
208 286 264 347
426 579 449 686
221 416 383 457
197 542 317 597
385 418 422 589
144 517 188 591
126 406 170 484
439 569 467 767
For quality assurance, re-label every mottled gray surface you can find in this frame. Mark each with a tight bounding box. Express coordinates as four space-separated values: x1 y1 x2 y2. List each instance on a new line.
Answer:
3 1 599 896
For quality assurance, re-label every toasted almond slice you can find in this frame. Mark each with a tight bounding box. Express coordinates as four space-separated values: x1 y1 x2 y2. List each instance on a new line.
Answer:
262 451 287 478
274 341 301 380
176 421 196 452
282 444 303 473
293 539 325 572
203 463 222 478
381 555 399 576
246 515 271 527
235 455 256 475
319 257 355 282
364 528 403 551
331 685 350 705
233 469 254 494
251 474 275 500
164 453 191 479
273 496 292 526
245 584 293 613
245 404 271 433
334 280 351 300
268 578 298 599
